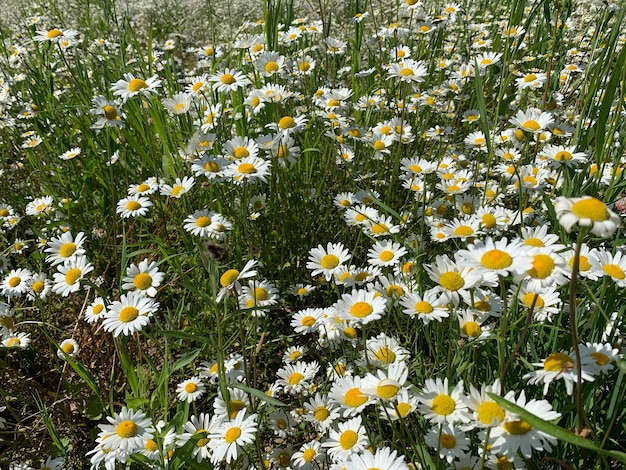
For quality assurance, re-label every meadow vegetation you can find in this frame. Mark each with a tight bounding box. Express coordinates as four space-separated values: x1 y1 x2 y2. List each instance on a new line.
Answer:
1 0 626 468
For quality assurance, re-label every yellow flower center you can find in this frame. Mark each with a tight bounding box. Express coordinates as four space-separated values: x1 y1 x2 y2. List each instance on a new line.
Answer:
196 216 211 227
328 99 340 107
126 201 141 211
415 301 433 314
103 105 118 120
221 73 236 84
503 419 532 435
278 116 296 129
439 271 465 291
133 273 153 290
289 350 302 361
289 372 305 386
224 427 242 443
314 406 330 421
386 285 404 297
170 185 185 196
302 448 316 461
399 68 414 77
570 198 609 221
116 420 138 438
220 269 240 287
431 394 455 415
544 352 574 371
297 287 309 295
204 161 220 172
343 326 358 339
32 280 45 293
339 429 358 449
377 382 400 399
278 451 291 467
233 147 249 159
8 277 21 288
524 73 537 83
375 347 396 364
480 249 512 270
373 140 386 150
440 433 456 449
528 254 555 279
47 29 63 38
61 342 75 354
195 428 210 447
344 388 368 408
379 250 394 262
119 306 139 323
93 304 104 315
136 183 150 193
603 263 625 280
238 163 257 174
371 223 389 235
145 438 158 451
590 352 610 366
569 255 591 272
65 268 82 285
184 382 198 393
524 237 544 247
396 402 412 417
230 400 246 419
6 338 20 347
301 315 316 327
522 292 544 309
481 214 497 228
522 120 540 131
350 301 373 318
320 254 340 269
128 78 148 92
477 401 505 425
462 321 481 337
554 150 572 161
299 61 311 71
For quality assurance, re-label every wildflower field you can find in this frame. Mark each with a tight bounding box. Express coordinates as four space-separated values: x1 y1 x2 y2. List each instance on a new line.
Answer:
2 0 626 468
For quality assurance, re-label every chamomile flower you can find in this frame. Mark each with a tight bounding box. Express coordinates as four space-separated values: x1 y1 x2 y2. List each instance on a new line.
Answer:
323 415 368 462
306 242 351 281
364 333 410 367
516 248 569 289
542 144 587 168
213 387 250 420
554 196 621 237
425 423 470 463
97 406 155 454
1 268 32 298
2 332 31 349
276 361 319 395
209 410 258 465
334 288 387 325
487 390 560 458
128 177 160 196
116 195 153 218
283 345 308 363
210 68 249 92
590 250 626 287
290 283 317 299
222 136 260 161
345 446 409 470
515 71 547 90
456 237 531 277
303 393 340 432
160 176 195 198
462 379 506 429
112 73 162 101
292 440 323 469
579 342 620 376
33 28 78 42
176 376 206 403
216 260 258 302
367 240 408 267
291 307 325 334
58 147 81 161
329 375 372 417
523 350 594 396
224 157 271 184
57 338 79 359
509 108 554 133
417 377 471 424
45 231 86 266
387 59 428 83
122 259 164 297
51 256 94 297
399 289 449 323
360 361 409 402
102 291 159 337
177 412 220 463
85 297 107 323
425 254 482 305
90 96 125 129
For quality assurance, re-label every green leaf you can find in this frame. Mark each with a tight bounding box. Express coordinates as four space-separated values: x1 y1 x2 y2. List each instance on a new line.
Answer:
229 382 287 407
171 349 202 373
488 393 626 463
